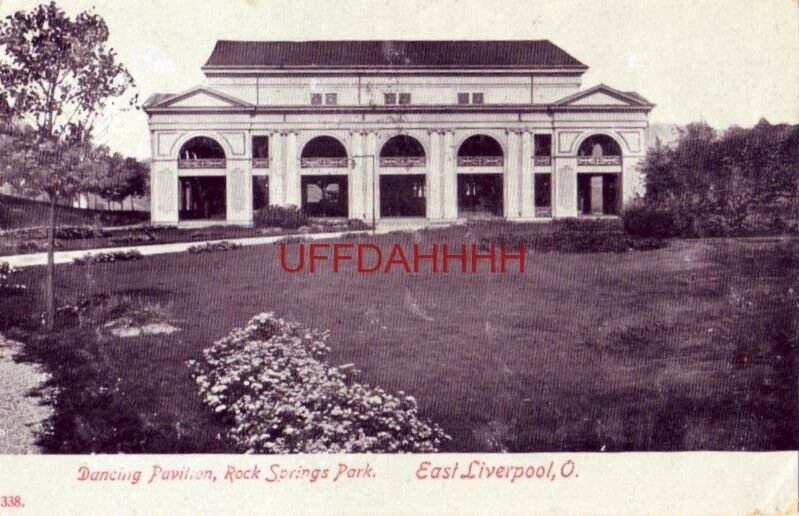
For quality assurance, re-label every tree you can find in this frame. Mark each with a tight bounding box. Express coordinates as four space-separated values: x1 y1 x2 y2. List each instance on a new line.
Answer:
99 152 148 211
0 1 136 330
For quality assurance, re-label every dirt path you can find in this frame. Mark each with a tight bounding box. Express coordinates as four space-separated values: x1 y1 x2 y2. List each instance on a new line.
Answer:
0 334 51 454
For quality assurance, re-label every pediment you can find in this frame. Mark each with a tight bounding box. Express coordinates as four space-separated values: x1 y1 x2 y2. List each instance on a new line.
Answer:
154 87 252 108
554 84 652 107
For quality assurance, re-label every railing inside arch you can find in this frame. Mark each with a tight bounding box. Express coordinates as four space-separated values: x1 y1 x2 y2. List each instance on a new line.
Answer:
533 156 552 166
300 157 348 168
456 155 504 167
577 155 622 166
177 158 227 169
252 158 269 169
379 156 426 168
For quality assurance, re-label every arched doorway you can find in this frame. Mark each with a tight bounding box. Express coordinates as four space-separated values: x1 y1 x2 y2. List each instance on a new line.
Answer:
456 135 504 218
379 135 426 218
177 136 227 220
576 134 622 216
300 136 348 217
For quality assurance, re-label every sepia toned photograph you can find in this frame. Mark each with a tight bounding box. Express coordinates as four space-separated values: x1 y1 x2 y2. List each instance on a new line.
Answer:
0 0 797 511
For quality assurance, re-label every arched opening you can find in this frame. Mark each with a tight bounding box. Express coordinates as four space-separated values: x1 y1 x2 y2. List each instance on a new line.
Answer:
178 136 226 168
300 136 348 217
577 134 622 160
379 135 426 167
177 136 227 221
456 134 504 218
379 135 426 218
576 134 622 216
457 135 504 166
301 136 348 168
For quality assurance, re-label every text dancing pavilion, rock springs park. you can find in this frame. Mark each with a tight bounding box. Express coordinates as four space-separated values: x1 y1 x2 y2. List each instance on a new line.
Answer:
143 40 654 225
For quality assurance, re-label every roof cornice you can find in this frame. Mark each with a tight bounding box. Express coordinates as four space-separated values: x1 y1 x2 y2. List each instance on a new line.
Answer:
143 103 653 116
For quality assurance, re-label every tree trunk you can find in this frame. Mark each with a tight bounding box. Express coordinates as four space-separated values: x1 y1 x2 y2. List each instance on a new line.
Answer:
45 194 57 331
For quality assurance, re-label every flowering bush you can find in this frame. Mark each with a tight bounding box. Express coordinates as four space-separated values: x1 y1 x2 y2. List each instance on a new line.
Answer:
253 205 308 229
187 241 242 253
188 313 450 453
0 225 108 240
72 250 143 265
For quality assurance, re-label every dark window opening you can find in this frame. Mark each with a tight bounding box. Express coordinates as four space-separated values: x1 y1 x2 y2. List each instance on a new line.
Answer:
457 93 470 104
472 92 484 104
534 174 552 217
301 176 348 217
178 177 226 220
380 175 426 217
457 174 503 217
325 93 337 105
577 173 621 215
398 93 411 105
534 174 551 208
252 176 269 211
384 93 397 105
534 134 552 157
311 93 322 105
252 136 269 159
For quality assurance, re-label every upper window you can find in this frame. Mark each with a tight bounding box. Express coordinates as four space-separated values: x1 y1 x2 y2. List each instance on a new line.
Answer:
325 93 338 105
311 93 323 105
398 93 411 105
458 92 484 104
384 93 397 105
252 135 269 159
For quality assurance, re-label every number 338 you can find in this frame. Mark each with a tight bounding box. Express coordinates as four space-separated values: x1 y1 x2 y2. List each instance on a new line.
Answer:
0 495 24 507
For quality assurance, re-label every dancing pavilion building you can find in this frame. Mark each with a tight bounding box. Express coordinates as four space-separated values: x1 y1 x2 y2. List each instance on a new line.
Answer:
143 40 654 225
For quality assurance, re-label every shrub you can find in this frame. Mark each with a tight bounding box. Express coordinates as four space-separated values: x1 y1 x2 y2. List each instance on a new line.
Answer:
187 241 242 253
346 218 370 230
622 201 678 238
73 250 143 265
188 313 451 453
110 227 158 245
481 221 666 254
0 262 26 293
254 205 308 229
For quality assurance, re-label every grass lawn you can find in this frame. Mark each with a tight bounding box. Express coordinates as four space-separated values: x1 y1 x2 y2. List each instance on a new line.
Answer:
4 223 798 452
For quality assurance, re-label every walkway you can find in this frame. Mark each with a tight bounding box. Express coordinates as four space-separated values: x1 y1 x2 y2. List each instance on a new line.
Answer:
3 219 434 269
0 335 51 454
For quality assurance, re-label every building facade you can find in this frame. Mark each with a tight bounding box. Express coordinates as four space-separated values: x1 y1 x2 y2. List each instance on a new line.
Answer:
143 40 654 225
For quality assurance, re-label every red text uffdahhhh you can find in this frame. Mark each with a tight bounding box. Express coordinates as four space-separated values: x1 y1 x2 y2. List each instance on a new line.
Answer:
279 243 525 273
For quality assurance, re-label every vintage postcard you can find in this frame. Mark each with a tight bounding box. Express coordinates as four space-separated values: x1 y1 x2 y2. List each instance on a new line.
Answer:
0 0 797 514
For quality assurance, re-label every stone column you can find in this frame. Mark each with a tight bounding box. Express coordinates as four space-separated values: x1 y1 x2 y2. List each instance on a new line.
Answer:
504 131 521 219
427 131 442 220
151 164 179 225
520 131 535 219
226 161 253 225
269 132 284 206
348 132 365 220
554 156 578 218
364 132 378 224
284 132 300 208
622 155 644 205
441 130 458 220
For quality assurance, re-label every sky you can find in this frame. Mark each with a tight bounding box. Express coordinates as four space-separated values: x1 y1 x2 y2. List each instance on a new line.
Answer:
1 0 797 158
